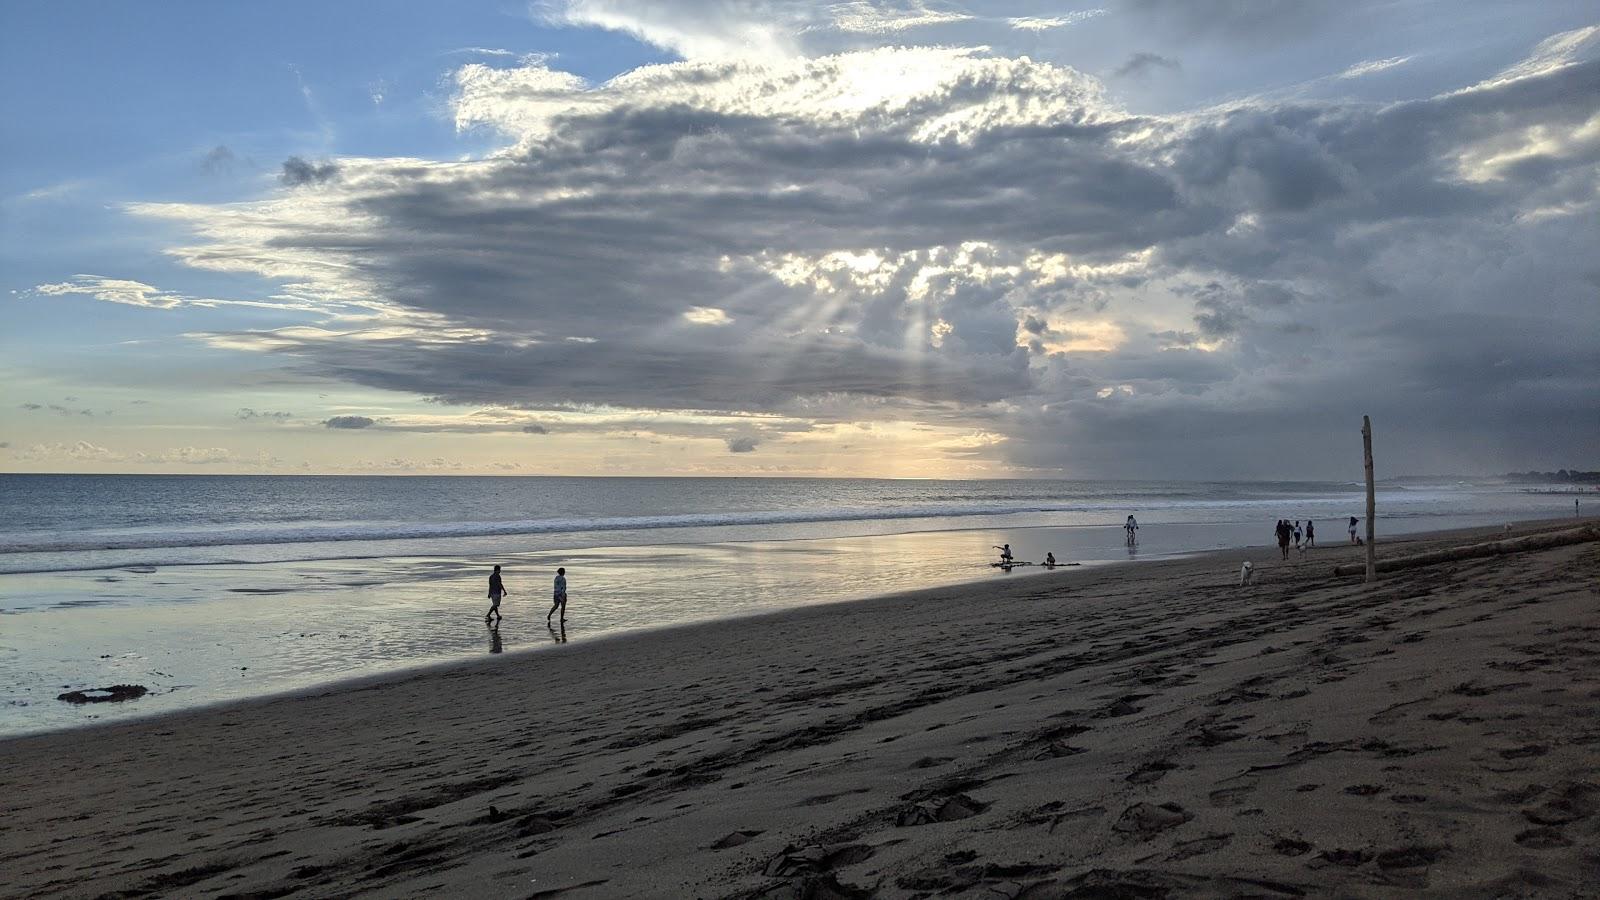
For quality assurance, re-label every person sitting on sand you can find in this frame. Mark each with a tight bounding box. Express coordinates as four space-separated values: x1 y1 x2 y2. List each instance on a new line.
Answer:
994 544 1014 565
486 564 506 622
1349 516 1359 544
547 567 568 625
1305 520 1315 547
1044 552 1057 567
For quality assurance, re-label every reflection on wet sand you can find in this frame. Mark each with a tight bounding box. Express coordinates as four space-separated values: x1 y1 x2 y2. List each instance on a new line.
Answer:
486 622 503 654
548 622 567 644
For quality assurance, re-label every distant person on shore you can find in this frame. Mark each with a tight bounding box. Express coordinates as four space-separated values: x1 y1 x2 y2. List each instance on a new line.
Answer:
994 544 1014 565
1349 516 1360 544
485 565 506 622
1305 520 1315 547
1276 520 1292 559
547 567 568 625
1293 521 1303 548
1044 552 1057 568
1124 515 1138 544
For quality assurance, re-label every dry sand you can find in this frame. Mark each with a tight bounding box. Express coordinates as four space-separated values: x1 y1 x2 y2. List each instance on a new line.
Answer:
3 522 1598 899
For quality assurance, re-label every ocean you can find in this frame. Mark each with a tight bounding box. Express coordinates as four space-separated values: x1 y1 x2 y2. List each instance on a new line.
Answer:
0 474 1580 735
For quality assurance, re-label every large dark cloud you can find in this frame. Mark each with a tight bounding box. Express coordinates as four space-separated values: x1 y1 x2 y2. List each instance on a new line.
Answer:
147 32 1600 475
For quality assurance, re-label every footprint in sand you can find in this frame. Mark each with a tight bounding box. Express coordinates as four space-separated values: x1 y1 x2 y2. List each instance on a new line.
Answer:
1112 802 1192 839
710 830 763 849
1514 826 1571 848
895 794 988 826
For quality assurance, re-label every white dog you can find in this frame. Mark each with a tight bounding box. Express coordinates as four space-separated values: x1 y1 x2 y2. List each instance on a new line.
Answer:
1239 560 1255 586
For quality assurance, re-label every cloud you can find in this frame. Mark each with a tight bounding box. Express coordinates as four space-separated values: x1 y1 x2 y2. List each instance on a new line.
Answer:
56 25 1600 476
157 446 236 465
19 401 95 417
35 276 184 309
280 156 340 187
323 415 376 429
1113 52 1180 79
682 306 733 325
17 440 121 462
1007 12 1106 32
0 441 10 449
521 423 550 434
726 435 759 452
200 145 236 175
828 2 971 34
1338 55 1413 80
236 408 294 421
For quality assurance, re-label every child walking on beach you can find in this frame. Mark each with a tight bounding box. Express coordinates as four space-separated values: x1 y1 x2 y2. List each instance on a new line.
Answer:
1305 520 1315 547
486 565 506 622
547 567 568 625
1349 516 1360 544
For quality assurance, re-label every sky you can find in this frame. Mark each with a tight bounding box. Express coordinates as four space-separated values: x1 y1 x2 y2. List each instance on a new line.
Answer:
2 0 1597 479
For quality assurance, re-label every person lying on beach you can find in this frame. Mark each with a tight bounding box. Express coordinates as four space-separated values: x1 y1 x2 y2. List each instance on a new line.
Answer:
486 565 506 622
994 544 1013 565
547 567 568 625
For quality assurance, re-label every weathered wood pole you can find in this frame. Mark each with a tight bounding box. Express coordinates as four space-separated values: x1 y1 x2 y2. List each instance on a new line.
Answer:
1362 415 1376 583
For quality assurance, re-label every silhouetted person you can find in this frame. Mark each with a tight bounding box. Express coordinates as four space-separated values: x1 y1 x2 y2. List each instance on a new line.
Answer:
1276 519 1291 560
1044 552 1057 567
1305 520 1315 547
1293 521 1302 548
486 564 506 622
1125 515 1138 544
994 544 1013 565
1349 516 1360 544
547 567 567 625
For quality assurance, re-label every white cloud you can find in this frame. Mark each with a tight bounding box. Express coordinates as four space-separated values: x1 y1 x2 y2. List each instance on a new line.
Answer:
828 1 971 34
683 306 734 325
1337 55 1412 79
1006 11 1106 32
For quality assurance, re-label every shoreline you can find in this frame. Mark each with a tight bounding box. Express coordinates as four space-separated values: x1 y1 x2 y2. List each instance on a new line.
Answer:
4 519 1598 897
1 518 1585 743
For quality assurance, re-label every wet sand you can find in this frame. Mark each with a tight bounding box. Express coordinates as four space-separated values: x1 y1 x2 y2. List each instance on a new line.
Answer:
3 521 1598 898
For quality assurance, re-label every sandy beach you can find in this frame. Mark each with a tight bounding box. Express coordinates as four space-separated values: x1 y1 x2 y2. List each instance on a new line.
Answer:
3 521 1598 899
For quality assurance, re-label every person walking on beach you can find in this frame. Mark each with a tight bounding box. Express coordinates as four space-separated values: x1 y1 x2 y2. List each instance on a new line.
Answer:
993 544 1014 566
1293 521 1303 548
485 564 507 622
1348 516 1360 544
1276 520 1292 560
1124 515 1138 544
1305 520 1315 547
547 567 568 625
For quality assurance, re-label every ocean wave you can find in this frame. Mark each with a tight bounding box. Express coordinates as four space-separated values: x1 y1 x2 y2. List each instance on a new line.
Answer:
0 495 1364 555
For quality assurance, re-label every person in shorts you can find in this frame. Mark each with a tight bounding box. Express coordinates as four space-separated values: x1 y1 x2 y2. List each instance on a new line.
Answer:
486 564 507 622
547 567 568 625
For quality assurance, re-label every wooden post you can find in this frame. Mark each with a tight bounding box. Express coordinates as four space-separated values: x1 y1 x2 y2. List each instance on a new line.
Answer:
1362 415 1376 583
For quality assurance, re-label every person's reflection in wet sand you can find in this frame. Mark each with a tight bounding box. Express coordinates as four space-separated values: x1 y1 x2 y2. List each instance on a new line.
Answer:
548 621 567 644
486 621 503 654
